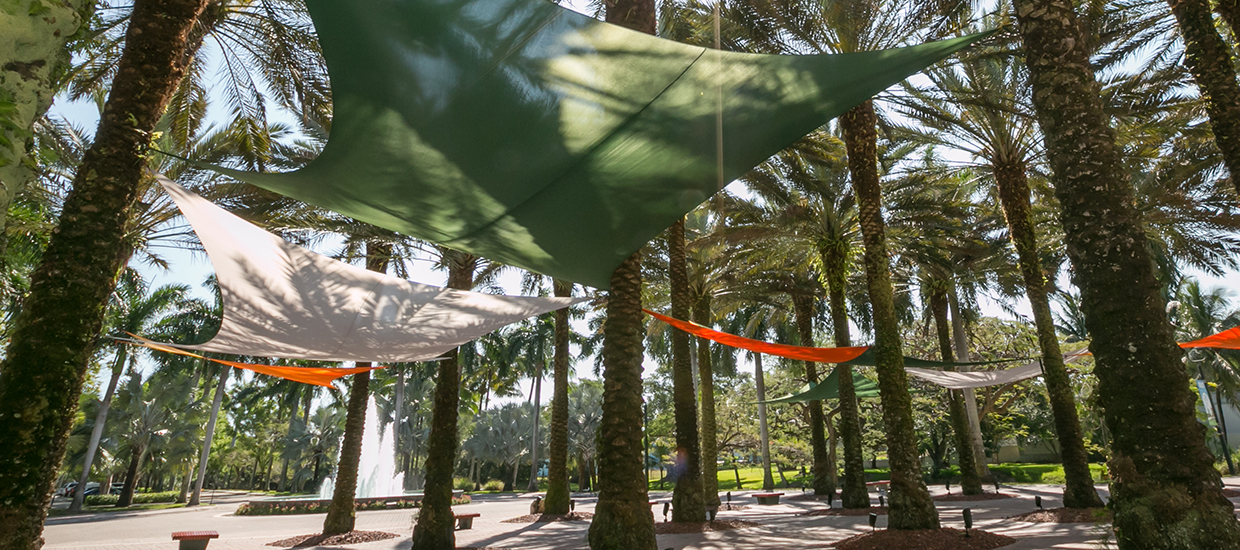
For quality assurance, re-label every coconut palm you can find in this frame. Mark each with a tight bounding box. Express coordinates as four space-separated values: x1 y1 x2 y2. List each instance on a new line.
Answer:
667 219 707 521
1011 0 1240 541
892 43 1103 507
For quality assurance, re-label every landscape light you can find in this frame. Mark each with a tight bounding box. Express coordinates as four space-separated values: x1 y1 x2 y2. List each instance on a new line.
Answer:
963 508 973 537
868 512 877 531
1036 495 1043 510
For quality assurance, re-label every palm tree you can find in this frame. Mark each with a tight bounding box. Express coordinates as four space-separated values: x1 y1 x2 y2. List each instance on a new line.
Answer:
1174 279 1240 473
667 219 707 521
323 240 392 535
411 248 481 550
544 279 575 514
1011 0 1240 543
0 0 209 542
894 44 1102 507
69 271 197 512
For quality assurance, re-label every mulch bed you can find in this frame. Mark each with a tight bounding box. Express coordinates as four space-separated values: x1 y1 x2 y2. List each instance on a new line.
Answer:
802 506 888 517
1007 507 1111 523
934 492 1016 502
653 519 761 534
832 527 1014 550
1223 488 1240 498
267 531 399 548
502 512 594 523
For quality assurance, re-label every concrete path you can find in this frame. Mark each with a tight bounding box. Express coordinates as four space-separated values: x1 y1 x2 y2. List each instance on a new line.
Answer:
43 482 1221 550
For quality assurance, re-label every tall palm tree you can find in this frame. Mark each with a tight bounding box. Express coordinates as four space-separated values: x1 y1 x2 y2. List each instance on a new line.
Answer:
923 278 982 494
587 1 657 547
668 219 707 521
0 0 209 544
894 45 1102 507
544 279 575 514
1174 280 1240 473
1012 0 1240 543
411 248 481 550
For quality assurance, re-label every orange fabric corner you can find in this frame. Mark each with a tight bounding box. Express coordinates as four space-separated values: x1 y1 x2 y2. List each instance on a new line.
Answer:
122 334 382 387
644 309 869 363
1181 326 1240 350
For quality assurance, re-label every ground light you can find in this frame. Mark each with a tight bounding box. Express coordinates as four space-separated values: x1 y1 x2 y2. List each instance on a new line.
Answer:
964 508 974 537
868 513 877 531
1036 495 1043 510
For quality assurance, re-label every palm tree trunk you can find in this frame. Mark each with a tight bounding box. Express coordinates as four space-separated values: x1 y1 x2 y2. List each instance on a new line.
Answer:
527 365 542 492
821 243 867 508
993 160 1103 508
323 240 392 535
793 295 833 497
929 284 983 495
669 219 706 522
587 253 656 550
70 347 128 512
948 287 991 480
178 463 192 504
411 251 475 550
1013 0 1240 544
0 0 208 544
322 369 370 534
1218 0 1240 39
693 299 722 509
754 353 774 492
116 444 144 508
191 365 230 506
545 280 573 514
840 99 939 530
1165 0 1240 196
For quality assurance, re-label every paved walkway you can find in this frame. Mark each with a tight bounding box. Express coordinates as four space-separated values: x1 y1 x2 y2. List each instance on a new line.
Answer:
42 482 1215 550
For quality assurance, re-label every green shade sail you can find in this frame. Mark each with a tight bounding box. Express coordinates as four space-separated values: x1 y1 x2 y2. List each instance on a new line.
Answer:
211 0 986 288
759 368 881 405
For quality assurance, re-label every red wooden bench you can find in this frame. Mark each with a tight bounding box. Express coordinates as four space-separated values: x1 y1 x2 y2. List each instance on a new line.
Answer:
753 492 785 505
454 512 481 530
171 531 219 550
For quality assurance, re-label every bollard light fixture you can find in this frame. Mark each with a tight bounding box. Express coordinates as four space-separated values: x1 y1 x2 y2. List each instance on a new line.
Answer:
868 512 877 531
878 495 885 508
963 507 973 537
1035 495 1043 510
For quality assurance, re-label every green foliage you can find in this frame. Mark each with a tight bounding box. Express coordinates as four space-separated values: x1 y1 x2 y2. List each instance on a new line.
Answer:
235 495 471 515
84 491 178 506
454 477 475 491
481 479 505 492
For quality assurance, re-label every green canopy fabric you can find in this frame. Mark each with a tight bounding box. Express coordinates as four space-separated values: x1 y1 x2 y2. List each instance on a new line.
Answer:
210 0 985 288
759 368 880 405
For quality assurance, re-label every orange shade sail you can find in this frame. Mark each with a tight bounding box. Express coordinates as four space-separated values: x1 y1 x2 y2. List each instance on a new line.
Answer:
1181 326 1240 350
123 336 382 387
644 309 869 363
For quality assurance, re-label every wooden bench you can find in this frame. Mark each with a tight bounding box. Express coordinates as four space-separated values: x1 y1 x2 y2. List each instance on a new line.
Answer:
454 512 481 530
753 492 785 505
171 531 219 550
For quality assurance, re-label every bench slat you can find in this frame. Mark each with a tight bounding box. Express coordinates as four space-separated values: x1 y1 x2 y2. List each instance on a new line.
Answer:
171 531 219 540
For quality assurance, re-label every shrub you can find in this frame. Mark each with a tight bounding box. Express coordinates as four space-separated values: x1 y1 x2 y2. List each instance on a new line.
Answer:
454 477 474 492
84 491 178 506
482 479 505 492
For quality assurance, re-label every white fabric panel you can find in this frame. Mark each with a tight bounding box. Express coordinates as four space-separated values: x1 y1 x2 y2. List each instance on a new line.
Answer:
159 176 586 362
904 352 1089 389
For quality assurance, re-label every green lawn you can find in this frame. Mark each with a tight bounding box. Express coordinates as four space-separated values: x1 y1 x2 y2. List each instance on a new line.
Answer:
643 462 1108 491
48 502 187 516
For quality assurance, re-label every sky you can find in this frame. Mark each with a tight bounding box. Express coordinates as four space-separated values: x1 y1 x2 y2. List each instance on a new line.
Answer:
49 0 1239 407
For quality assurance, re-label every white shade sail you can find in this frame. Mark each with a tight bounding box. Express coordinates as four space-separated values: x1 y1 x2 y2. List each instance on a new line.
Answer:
904 352 1090 389
158 175 586 363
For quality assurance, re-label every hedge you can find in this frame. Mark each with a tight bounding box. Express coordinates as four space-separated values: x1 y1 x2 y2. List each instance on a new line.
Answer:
235 494 471 516
84 491 179 506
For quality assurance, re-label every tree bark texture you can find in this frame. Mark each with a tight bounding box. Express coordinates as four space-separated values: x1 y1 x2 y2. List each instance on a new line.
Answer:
793 295 832 497
1218 0 1240 40
992 160 1103 508
668 219 706 522
929 285 983 495
840 99 939 529
693 299 721 509
1165 0 1240 196
412 252 475 550
544 280 573 514
0 0 94 245
0 0 208 544
324 241 391 535
821 241 868 508
588 253 656 550
116 444 143 508
321 370 370 535
1013 0 1240 544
